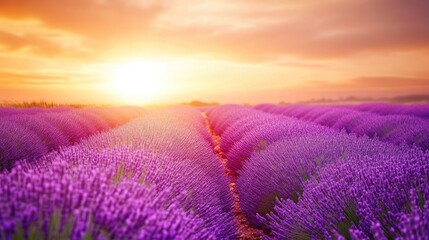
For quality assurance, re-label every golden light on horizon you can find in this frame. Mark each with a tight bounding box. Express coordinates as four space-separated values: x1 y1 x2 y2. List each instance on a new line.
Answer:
1 0 429 105
109 61 170 104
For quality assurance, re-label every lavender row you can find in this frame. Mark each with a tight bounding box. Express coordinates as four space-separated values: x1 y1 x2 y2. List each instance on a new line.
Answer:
0 107 145 171
207 106 400 224
256 104 429 150
206 105 335 174
0 107 72 118
264 149 429 239
207 105 428 239
237 133 407 228
1 107 237 239
206 104 260 135
69 107 236 238
341 103 429 119
78 108 236 237
1 148 215 240
80 107 219 177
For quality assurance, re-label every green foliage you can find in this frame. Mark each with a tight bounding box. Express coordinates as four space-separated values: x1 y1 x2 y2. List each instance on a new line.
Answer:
336 201 360 240
253 140 269 152
11 210 75 240
0 100 108 108
258 192 282 216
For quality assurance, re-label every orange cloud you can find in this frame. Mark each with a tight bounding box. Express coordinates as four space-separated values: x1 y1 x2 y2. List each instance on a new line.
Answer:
347 76 429 90
1 0 428 61
0 0 429 104
0 0 163 38
308 76 429 95
149 0 429 60
0 70 70 85
0 30 89 58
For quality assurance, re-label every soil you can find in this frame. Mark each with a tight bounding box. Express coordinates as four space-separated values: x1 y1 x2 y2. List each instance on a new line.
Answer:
203 113 262 240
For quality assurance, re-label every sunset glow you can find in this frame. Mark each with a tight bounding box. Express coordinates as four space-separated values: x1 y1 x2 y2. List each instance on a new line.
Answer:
0 0 428 105
110 61 169 104
2 1 429 238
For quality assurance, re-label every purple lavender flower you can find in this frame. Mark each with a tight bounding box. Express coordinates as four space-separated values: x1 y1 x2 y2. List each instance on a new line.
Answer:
0 121 48 170
264 149 429 239
1 107 237 239
0 107 145 170
237 132 406 228
0 152 216 240
350 103 429 120
226 118 330 174
257 104 429 150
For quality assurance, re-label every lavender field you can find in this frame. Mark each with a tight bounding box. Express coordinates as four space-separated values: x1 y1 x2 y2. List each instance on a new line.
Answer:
1 103 429 240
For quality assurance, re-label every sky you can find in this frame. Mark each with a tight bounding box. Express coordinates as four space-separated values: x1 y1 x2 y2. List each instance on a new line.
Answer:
1 0 429 105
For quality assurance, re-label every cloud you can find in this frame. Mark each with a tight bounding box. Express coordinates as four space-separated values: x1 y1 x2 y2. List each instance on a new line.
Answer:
0 0 164 60
1 0 429 105
0 0 428 62
347 76 429 89
149 0 429 60
306 76 429 93
296 94 429 104
0 0 163 38
0 70 71 85
0 31 89 57
0 71 69 85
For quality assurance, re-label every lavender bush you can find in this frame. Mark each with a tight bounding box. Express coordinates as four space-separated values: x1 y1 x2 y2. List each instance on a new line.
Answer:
264 149 429 239
2 104 428 239
256 104 429 150
1 107 237 239
226 119 329 174
237 133 406 228
0 148 215 240
347 103 429 119
0 107 145 171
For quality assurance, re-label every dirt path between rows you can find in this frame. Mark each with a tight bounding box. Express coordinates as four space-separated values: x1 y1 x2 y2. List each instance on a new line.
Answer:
203 113 262 240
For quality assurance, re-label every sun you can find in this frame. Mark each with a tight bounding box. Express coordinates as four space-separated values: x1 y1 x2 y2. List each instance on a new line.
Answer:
110 61 169 104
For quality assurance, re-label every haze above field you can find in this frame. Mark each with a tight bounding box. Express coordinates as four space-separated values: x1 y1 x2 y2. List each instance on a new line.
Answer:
1 0 429 105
